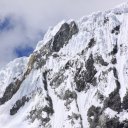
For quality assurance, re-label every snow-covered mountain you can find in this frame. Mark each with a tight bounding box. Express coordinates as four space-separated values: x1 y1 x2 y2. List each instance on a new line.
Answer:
1 2 128 128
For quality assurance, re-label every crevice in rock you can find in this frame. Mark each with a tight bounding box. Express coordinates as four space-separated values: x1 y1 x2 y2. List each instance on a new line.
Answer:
103 67 121 112
43 71 48 91
50 70 66 88
95 55 109 66
74 95 84 128
87 105 102 128
42 70 54 115
85 54 97 82
122 91 128 110
74 54 97 92
104 17 109 24
113 67 118 79
110 43 118 55
10 96 30 115
44 95 54 115
104 88 121 112
64 60 74 70
111 25 120 35
63 90 77 100
88 38 96 48
111 57 117 64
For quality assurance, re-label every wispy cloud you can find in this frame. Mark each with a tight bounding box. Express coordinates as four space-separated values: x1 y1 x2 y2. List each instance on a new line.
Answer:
0 0 126 67
0 15 43 67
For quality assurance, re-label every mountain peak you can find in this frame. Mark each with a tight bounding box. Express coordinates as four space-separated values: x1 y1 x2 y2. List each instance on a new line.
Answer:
1 2 128 128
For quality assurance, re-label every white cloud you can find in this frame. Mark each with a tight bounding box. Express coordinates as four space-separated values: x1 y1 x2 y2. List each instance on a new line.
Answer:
0 0 126 67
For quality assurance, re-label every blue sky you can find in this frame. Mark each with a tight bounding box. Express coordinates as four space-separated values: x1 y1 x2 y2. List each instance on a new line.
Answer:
0 0 127 67
0 15 43 67
0 17 14 31
14 46 34 57
0 17 34 58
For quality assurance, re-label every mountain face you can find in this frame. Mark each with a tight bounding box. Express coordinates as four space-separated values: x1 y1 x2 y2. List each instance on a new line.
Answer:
1 3 128 128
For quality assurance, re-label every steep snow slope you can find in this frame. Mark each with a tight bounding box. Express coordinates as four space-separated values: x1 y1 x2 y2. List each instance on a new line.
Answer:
1 2 128 128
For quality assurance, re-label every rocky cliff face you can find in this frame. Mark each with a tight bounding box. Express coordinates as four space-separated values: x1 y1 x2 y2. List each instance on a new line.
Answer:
1 3 128 128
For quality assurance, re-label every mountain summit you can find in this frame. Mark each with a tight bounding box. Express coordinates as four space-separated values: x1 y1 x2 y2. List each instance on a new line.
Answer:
1 3 128 128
